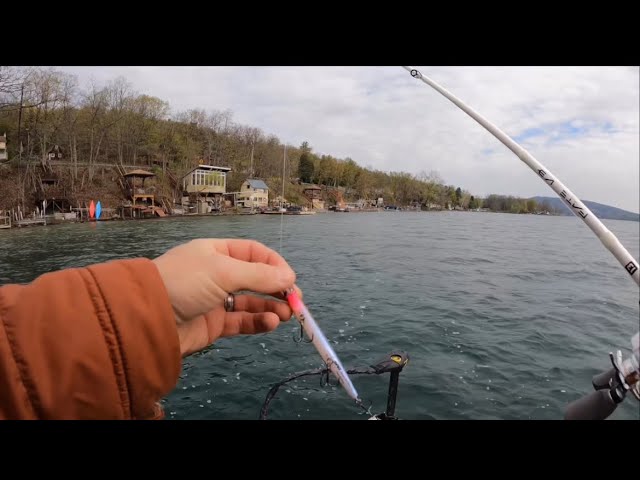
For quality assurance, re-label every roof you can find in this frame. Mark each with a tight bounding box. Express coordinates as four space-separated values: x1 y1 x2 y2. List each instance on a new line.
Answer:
123 169 155 177
246 179 269 190
182 164 232 178
303 185 322 190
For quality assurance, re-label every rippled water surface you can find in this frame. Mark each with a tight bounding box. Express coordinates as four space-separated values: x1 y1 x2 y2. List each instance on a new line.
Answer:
1 212 638 420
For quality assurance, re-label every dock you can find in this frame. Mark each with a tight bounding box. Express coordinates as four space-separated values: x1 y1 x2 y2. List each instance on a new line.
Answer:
15 218 47 227
0 212 10 229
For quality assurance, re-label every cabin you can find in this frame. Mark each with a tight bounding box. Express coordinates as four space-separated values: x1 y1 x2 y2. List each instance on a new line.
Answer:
181 164 231 212
0 133 7 162
47 144 63 161
182 165 231 195
237 179 269 209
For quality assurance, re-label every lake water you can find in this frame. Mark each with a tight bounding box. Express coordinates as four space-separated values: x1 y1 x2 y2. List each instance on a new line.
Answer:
1 211 638 420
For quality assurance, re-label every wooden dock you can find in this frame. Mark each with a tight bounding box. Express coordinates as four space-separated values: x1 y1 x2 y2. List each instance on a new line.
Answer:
15 218 47 227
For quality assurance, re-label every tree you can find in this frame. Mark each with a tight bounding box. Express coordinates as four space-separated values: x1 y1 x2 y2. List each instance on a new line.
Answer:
2 67 516 216
298 151 314 183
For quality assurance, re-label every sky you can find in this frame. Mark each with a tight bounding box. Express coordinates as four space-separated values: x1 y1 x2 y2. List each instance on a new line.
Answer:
57 66 639 213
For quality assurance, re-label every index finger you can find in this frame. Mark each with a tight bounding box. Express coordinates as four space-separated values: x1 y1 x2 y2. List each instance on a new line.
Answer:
212 239 290 268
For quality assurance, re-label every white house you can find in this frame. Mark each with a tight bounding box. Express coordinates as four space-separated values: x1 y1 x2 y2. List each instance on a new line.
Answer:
237 179 269 209
181 164 232 212
182 164 231 195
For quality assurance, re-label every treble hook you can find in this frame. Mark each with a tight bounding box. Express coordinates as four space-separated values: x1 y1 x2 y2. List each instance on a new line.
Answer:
292 322 313 343
320 368 330 387
320 367 339 388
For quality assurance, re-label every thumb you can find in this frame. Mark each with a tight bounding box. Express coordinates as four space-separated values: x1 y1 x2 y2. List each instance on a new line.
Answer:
214 254 296 294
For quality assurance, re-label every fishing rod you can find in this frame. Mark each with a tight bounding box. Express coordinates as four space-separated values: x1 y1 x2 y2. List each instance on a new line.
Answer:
403 66 639 419
564 332 639 420
402 66 639 288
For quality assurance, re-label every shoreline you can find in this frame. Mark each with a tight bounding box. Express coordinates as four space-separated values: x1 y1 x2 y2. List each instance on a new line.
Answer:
0 208 573 233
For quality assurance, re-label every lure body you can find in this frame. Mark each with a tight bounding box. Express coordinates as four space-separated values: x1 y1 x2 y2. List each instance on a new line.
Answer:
285 289 360 403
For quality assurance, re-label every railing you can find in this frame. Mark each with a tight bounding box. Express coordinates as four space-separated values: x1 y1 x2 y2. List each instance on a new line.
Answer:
129 187 155 197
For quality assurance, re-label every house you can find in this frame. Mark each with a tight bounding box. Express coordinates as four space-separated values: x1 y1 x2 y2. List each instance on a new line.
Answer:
182 165 231 195
0 133 7 162
237 179 269 209
181 164 232 212
48 144 63 161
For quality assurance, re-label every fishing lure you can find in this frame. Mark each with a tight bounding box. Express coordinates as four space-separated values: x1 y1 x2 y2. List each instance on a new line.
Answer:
283 287 362 405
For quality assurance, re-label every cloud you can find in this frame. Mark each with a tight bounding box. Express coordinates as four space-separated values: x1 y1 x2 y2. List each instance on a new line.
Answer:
57 66 640 213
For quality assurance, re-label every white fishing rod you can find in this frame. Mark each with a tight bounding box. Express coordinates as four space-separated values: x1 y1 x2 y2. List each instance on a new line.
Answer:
402 66 640 288
402 66 640 419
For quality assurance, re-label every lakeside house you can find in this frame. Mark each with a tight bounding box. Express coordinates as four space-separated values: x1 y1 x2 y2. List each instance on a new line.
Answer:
47 144 64 161
0 133 7 162
235 179 269 209
181 164 232 212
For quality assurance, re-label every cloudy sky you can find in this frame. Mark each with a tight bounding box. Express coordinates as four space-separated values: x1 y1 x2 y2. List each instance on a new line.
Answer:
58 66 639 213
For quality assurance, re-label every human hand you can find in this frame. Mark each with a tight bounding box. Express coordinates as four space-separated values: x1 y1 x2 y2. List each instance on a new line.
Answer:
152 239 300 357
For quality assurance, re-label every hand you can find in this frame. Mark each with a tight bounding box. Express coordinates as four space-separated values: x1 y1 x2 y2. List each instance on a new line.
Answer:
152 239 300 357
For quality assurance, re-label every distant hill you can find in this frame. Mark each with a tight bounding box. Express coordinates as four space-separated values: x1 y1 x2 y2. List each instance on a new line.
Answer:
531 196 639 222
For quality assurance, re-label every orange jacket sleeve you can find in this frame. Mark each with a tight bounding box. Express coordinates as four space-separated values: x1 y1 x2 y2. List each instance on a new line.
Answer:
0 258 182 420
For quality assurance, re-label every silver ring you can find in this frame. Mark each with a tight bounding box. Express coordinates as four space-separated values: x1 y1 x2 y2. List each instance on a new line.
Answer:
224 293 235 312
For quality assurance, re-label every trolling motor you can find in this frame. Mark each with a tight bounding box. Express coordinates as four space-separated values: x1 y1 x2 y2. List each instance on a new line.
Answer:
564 332 639 420
259 350 409 420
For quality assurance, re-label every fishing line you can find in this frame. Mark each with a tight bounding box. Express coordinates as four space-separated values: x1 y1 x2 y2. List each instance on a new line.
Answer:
259 366 376 420
402 66 639 288
278 145 286 255
271 144 363 410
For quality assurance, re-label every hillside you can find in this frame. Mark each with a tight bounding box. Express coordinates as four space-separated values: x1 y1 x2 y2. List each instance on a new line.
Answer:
0 66 523 214
531 196 639 222
0 66 600 217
